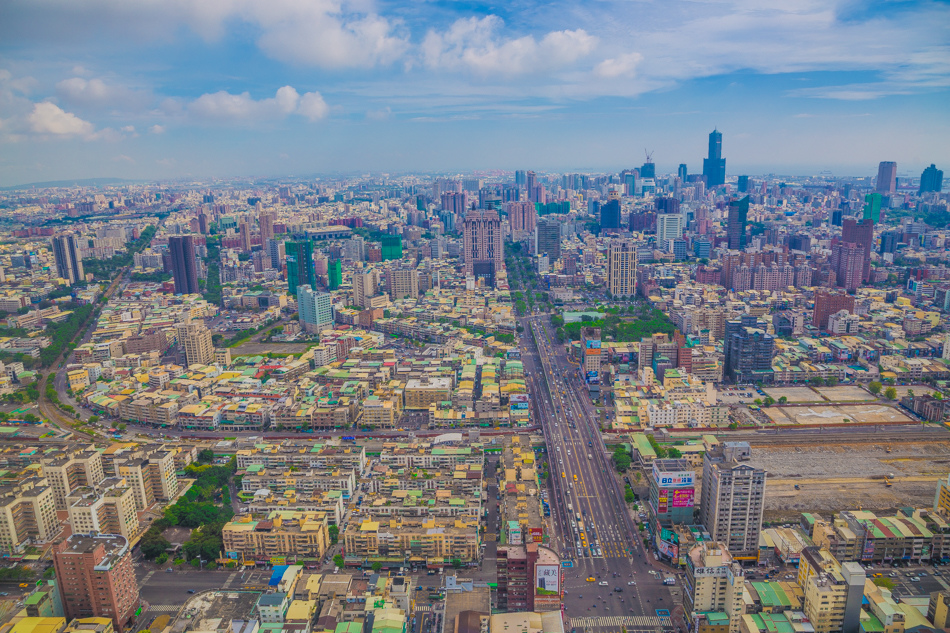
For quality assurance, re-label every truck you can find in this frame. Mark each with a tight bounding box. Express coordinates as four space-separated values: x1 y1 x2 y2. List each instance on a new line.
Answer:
663 575 676 585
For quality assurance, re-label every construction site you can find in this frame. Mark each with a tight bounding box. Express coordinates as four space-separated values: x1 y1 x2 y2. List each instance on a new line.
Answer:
745 430 950 523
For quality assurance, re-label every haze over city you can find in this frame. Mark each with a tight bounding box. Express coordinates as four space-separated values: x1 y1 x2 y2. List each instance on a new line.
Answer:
1 0 950 185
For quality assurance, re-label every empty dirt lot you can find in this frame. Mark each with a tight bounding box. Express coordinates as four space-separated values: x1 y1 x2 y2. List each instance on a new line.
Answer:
752 438 950 522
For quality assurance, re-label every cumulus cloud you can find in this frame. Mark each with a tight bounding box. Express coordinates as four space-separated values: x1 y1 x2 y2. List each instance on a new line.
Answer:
594 52 644 79
186 86 329 122
422 16 597 75
56 76 152 111
149 124 165 134
28 102 95 136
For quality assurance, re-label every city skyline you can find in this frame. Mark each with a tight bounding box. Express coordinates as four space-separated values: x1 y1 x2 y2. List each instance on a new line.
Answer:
0 0 948 186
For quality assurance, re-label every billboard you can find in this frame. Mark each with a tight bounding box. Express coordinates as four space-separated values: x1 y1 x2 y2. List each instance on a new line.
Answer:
585 340 601 349
671 489 695 508
657 488 668 514
656 535 679 560
510 394 529 404
536 564 560 593
585 348 600 356
652 464 694 488
530 527 543 543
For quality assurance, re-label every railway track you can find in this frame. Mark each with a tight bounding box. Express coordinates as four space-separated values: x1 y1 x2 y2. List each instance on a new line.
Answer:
729 426 949 448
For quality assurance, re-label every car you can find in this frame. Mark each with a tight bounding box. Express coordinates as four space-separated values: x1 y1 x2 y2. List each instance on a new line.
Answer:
598 581 609 586
187 589 196 594
911 577 921 582
614 587 623 592
18 583 28 588
586 577 596 582
627 581 636 585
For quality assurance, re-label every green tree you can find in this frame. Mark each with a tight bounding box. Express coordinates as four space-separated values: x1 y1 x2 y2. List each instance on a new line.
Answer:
452 559 462 569
372 561 383 573
873 577 896 590
777 396 788 404
763 396 776 406
884 386 897 400
333 554 345 569
868 381 882 395
624 487 635 503
328 524 339 544
612 446 631 472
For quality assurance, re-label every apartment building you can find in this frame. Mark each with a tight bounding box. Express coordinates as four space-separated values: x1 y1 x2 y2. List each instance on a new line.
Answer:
52 534 139 632
684 543 745 633
404 378 453 410
66 479 138 541
0 477 59 554
241 467 357 499
699 442 766 559
222 512 330 562
42 449 105 510
344 516 480 564
114 446 179 510
797 547 865 633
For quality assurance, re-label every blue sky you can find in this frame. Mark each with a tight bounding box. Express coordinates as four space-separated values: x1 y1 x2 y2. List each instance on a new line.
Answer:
0 0 948 186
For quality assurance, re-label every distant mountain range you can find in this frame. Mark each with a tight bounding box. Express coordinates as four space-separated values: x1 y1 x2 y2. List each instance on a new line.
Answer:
1 177 138 191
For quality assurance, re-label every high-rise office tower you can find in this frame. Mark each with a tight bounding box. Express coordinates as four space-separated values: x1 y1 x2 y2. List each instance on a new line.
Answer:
463 209 503 280
168 235 199 295
52 533 139 632
514 170 526 187
678 164 688 181
352 269 384 308
506 201 537 235
703 129 726 187
525 171 538 199
920 164 944 194
607 239 637 298
724 315 774 383
726 196 749 250
297 285 334 334
267 239 285 270
535 218 561 262
259 211 275 243
737 175 750 193
599 199 621 231
286 241 316 297
176 321 214 366
52 234 85 285
876 161 897 194
879 231 899 256
842 217 873 283
656 214 684 248
239 221 252 252
832 242 865 292
699 443 766 556
198 213 209 234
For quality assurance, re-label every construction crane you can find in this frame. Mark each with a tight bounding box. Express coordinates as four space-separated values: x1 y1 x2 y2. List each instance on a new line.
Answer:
644 149 654 163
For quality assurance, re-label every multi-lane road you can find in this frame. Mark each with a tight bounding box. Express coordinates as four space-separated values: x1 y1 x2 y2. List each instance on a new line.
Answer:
520 315 679 630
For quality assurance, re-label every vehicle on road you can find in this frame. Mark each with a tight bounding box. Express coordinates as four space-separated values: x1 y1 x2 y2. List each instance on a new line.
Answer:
598 581 608 586
586 577 595 582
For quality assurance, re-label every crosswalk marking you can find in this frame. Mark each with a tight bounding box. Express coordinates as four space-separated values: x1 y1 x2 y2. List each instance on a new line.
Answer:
569 616 671 628
147 605 182 613
416 605 431 612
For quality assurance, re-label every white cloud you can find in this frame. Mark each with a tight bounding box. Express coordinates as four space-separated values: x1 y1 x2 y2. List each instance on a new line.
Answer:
149 124 165 134
56 76 151 111
28 102 95 136
366 106 391 121
186 86 329 122
422 16 597 76
297 91 329 121
594 52 644 79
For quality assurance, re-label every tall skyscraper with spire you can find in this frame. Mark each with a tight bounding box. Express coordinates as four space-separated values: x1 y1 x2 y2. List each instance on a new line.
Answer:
703 129 726 187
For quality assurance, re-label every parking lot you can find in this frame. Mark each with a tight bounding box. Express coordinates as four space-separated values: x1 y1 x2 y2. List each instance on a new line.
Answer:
868 565 950 600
